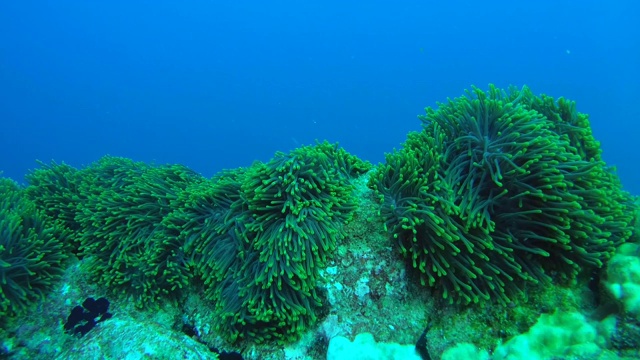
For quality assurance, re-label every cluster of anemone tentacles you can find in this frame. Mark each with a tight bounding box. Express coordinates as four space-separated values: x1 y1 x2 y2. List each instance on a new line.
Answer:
166 142 369 342
370 85 637 304
19 142 368 344
7 85 637 346
23 157 204 308
0 178 68 317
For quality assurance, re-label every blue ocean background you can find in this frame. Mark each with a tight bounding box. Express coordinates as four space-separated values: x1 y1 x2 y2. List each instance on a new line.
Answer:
1 1 638 195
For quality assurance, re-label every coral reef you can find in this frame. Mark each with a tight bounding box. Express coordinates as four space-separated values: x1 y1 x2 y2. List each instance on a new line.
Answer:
0 86 637 360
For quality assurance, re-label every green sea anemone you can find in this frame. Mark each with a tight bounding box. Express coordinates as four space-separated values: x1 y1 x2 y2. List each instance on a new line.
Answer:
25 160 84 248
0 178 68 316
74 156 203 307
167 142 367 342
371 85 637 304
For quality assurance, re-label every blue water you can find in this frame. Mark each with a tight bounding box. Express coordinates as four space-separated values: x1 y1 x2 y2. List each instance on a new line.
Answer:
1 1 638 194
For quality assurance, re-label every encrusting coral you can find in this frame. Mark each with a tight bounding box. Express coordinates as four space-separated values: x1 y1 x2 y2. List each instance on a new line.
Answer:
370 85 637 304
